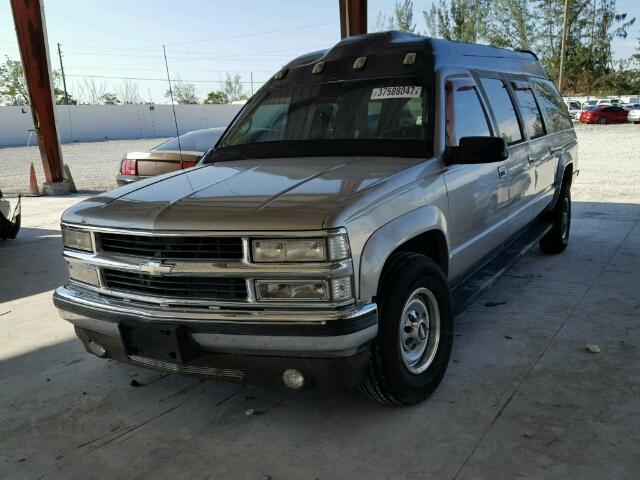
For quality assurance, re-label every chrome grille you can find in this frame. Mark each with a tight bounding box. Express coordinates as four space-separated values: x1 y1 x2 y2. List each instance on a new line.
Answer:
102 269 247 300
129 355 245 382
99 233 243 260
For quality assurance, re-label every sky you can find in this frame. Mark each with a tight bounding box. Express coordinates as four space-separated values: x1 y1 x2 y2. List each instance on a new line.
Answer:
1 0 639 104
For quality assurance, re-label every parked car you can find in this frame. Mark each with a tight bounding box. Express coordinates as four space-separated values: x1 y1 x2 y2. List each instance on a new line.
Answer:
580 105 629 124
55 32 577 405
116 127 225 185
565 100 581 120
0 190 20 240
623 103 640 111
581 98 623 110
628 108 640 124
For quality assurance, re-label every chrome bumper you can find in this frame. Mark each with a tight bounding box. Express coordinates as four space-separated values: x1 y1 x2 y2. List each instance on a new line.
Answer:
54 285 378 358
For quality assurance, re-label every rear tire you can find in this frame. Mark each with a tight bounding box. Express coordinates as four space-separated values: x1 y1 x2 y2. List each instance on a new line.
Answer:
361 253 453 405
597 117 607 124
540 181 571 254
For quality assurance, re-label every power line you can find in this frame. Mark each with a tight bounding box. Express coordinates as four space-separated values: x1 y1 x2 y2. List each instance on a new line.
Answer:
163 22 334 46
65 65 275 73
60 52 293 63
65 74 269 84
46 43 329 56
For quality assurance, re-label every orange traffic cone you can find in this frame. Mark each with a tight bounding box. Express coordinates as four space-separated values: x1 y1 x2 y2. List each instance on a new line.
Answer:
29 162 40 196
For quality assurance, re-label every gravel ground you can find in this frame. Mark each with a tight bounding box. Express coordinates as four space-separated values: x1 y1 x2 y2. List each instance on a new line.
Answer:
0 137 169 195
0 123 639 200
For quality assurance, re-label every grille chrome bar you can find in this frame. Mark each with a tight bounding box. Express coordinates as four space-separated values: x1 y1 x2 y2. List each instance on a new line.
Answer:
129 355 245 382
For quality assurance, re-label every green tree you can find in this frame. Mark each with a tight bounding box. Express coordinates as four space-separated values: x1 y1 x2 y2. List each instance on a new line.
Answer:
395 0 416 33
0 57 78 105
484 0 535 50
204 90 229 104
100 92 121 105
424 0 489 43
221 73 247 102
165 80 198 104
373 1 415 33
373 11 395 31
0 56 29 105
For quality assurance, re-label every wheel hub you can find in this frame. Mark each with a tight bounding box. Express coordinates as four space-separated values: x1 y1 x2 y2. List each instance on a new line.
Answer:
399 287 441 374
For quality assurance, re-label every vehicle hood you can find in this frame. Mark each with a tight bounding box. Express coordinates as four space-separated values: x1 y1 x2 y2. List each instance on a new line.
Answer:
63 156 422 230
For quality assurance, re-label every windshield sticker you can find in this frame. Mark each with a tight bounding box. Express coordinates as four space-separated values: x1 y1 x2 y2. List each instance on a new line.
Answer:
371 86 422 100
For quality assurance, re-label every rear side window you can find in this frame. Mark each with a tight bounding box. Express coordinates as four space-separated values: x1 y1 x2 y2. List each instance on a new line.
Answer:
531 79 573 133
479 78 523 145
451 86 491 145
512 85 545 139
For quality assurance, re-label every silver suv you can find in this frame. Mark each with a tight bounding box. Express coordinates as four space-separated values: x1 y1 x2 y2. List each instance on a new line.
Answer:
54 32 578 405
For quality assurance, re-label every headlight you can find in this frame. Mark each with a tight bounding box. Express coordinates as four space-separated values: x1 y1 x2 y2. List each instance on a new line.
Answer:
256 280 329 301
67 261 100 286
252 234 350 263
62 228 93 252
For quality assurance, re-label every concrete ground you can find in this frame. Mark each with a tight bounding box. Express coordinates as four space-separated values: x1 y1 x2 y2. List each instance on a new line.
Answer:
1 129 640 479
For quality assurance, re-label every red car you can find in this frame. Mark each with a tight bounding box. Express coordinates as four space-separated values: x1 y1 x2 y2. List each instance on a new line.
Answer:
580 105 629 124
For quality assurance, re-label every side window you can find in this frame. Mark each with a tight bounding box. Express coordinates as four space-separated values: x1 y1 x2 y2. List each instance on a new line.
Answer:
512 85 546 139
449 86 491 146
479 77 523 144
531 79 573 133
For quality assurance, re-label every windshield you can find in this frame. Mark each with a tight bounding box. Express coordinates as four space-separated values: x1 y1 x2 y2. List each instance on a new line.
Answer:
154 128 224 153
212 77 430 160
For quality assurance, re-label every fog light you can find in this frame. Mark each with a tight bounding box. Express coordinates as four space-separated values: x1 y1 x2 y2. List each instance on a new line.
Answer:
88 341 106 358
282 369 305 389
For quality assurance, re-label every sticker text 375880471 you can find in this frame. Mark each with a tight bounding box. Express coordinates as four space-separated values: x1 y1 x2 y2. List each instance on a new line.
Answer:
371 86 422 100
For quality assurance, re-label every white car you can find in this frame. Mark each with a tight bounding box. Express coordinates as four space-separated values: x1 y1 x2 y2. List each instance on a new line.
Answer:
565 101 581 120
628 108 640 124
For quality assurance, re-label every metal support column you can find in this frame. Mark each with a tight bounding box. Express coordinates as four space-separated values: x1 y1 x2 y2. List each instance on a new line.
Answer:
339 0 367 39
10 0 68 194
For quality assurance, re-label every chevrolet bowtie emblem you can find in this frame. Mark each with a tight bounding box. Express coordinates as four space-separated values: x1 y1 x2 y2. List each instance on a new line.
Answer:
139 260 173 276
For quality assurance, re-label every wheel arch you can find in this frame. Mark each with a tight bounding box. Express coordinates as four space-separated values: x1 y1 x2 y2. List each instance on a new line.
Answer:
548 150 576 210
358 205 449 301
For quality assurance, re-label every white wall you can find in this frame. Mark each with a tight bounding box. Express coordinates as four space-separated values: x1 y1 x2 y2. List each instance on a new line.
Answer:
0 104 242 147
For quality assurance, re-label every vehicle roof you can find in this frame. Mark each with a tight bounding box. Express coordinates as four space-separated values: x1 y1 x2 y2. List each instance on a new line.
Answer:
274 31 547 86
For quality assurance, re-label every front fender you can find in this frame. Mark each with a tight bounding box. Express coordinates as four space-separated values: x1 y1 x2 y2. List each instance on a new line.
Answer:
358 205 449 300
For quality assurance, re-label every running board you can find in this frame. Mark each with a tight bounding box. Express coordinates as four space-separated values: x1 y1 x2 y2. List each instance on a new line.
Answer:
451 220 553 315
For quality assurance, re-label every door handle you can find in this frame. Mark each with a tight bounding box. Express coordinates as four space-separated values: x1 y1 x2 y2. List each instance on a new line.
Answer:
527 154 535 165
498 165 507 178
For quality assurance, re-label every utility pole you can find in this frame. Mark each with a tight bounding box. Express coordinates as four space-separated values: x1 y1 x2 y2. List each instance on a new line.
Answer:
57 43 69 105
250 72 254 96
558 0 570 94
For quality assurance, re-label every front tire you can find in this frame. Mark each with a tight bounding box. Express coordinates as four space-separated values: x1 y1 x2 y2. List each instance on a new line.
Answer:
540 181 571 254
361 253 453 405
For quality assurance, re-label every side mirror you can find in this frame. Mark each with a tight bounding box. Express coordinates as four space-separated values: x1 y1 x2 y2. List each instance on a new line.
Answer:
445 136 508 165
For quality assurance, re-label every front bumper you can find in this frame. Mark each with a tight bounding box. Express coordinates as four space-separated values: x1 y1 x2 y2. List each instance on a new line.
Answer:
54 285 377 389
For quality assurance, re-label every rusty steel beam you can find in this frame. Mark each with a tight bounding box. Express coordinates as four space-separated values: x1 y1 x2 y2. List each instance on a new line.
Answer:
339 0 367 38
11 0 66 187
